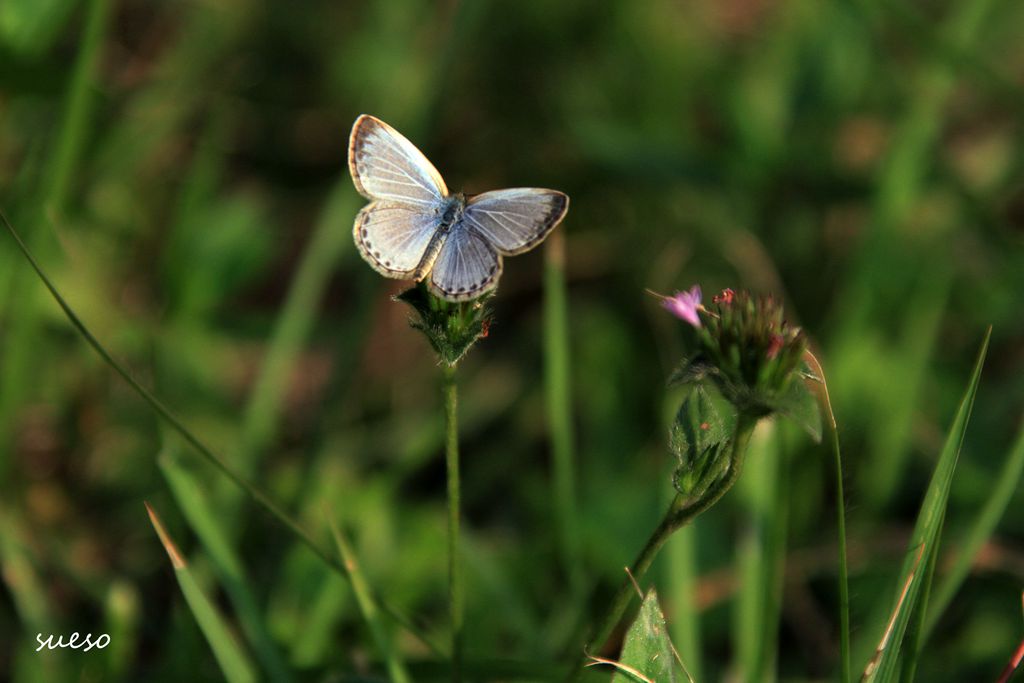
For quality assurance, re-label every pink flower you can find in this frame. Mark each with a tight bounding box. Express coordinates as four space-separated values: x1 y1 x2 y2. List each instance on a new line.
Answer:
662 285 703 327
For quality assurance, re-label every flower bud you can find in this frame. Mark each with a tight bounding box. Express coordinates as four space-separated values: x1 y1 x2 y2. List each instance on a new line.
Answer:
396 283 493 367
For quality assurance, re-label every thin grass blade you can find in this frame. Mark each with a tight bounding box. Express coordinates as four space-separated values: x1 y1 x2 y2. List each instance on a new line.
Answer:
805 350 851 683
145 502 257 683
861 328 990 682
159 445 292 682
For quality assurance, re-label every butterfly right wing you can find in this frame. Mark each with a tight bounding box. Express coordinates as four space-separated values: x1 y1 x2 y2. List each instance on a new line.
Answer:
348 115 448 206
354 201 440 279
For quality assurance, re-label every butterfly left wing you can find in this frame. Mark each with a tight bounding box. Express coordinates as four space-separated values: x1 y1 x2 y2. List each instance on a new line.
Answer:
462 188 569 255
429 226 502 301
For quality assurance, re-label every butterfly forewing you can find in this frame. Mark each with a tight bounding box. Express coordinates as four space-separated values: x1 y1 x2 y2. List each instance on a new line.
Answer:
348 115 448 206
429 226 502 301
462 189 569 255
354 202 440 278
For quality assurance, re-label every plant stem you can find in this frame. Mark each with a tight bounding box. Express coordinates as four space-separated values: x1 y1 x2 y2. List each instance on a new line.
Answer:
569 414 758 682
442 363 464 683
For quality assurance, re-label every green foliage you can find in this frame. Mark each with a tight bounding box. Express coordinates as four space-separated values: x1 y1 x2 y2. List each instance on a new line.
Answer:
2 0 1023 681
670 386 731 506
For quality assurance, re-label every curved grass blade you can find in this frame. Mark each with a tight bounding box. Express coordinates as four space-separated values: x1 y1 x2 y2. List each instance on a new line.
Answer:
861 328 990 683
145 503 257 683
159 445 291 682
0 209 438 654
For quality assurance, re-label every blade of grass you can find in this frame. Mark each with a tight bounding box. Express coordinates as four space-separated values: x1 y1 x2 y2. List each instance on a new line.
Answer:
326 508 412 683
805 350 851 683
145 502 257 683
0 209 438 654
924 417 1024 638
862 328 990 683
544 232 584 599
158 445 292 683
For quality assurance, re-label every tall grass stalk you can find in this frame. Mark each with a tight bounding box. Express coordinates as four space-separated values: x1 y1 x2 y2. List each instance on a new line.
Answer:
443 363 464 682
804 351 851 683
570 413 758 682
544 232 583 597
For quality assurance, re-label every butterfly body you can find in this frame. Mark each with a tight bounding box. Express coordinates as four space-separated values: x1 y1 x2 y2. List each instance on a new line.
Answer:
413 193 466 280
348 115 568 301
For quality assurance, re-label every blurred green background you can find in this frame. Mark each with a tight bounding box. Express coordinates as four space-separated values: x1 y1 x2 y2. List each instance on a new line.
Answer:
1 0 1023 681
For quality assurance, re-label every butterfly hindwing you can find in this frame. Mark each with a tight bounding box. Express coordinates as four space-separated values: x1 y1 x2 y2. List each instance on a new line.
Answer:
429 225 502 301
354 202 439 278
348 115 448 206
462 189 569 255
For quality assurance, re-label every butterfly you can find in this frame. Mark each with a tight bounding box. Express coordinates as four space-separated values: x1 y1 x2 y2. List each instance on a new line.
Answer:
348 115 569 301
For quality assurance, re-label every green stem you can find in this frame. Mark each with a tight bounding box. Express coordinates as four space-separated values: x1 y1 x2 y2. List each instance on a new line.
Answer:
443 363 464 683
0 209 443 657
569 414 758 681
830 414 851 683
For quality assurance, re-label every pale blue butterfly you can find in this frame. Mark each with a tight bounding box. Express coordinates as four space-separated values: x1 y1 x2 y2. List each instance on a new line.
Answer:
348 115 569 301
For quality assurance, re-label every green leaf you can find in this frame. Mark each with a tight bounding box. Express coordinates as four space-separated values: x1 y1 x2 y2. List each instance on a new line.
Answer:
606 589 684 683
671 385 729 456
671 386 731 505
862 328 990 683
